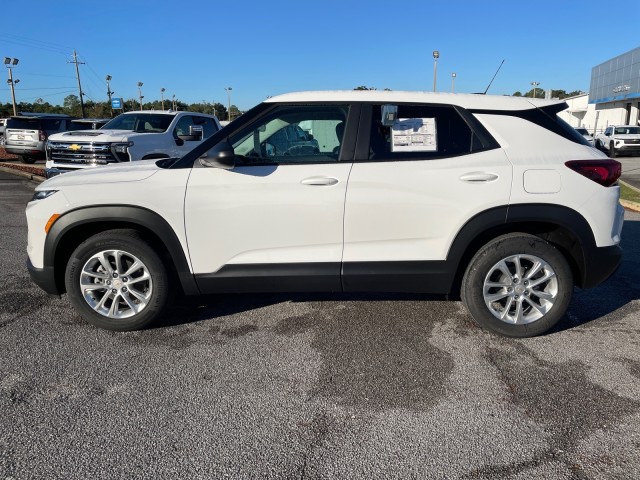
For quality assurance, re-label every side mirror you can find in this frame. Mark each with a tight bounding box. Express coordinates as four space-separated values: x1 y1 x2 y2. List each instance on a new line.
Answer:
200 138 235 170
177 125 204 142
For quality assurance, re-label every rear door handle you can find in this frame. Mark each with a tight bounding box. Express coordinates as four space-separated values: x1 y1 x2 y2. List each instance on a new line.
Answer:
301 176 339 186
459 172 499 183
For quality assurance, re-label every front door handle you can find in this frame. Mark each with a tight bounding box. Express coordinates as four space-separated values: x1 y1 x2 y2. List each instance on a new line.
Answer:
459 172 499 183
301 176 339 186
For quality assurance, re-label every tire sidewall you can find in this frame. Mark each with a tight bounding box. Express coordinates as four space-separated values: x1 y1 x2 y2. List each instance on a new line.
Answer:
462 234 573 337
64 231 170 331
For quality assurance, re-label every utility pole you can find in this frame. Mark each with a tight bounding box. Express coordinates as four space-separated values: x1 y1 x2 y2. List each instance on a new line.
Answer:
106 74 113 117
68 50 86 118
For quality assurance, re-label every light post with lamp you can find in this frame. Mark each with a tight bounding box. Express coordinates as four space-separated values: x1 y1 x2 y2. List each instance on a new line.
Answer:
4 57 20 116
451 72 457 93
432 51 439 92
531 81 540 99
106 74 113 116
225 87 232 121
137 82 144 110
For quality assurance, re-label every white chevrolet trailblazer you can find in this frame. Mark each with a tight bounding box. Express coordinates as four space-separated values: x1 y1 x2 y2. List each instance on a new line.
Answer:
44 110 221 178
27 91 624 337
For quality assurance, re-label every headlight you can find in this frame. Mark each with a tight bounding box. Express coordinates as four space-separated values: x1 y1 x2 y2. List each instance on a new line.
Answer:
31 190 58 201
113 141 134 153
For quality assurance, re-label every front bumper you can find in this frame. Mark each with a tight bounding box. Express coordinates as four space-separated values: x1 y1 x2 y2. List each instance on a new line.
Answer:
27 257 61 296
45 167 74 179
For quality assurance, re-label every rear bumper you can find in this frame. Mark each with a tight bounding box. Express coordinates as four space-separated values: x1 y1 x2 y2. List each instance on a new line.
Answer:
27 257 61 296
581 244 622 289
5 145 45 158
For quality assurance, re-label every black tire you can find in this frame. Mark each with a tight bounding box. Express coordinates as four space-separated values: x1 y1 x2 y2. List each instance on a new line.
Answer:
21 156 36 164
461 233 573 337
609 142 616 158
64 229 171 331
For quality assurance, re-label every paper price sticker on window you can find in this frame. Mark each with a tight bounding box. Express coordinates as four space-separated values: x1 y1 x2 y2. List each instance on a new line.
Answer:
391 118 437 152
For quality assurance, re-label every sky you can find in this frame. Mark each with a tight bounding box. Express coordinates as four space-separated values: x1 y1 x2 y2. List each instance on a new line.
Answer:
1 0 639 111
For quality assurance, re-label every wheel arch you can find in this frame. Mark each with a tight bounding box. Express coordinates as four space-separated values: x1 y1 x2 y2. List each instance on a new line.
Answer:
447 204 596 295
45 205 198 296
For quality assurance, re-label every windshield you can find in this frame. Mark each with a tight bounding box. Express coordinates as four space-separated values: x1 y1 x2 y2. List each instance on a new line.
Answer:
575 128 589 135
614 126 640 135
102 113 173 132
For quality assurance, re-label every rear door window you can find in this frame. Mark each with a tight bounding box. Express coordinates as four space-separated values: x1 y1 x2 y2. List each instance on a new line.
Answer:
365 104 493 161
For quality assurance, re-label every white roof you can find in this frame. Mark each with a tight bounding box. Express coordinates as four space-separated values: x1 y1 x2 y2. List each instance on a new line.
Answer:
265 90 563 111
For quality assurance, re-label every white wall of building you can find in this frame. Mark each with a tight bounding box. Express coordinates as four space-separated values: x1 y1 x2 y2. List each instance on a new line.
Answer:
557 93 640 135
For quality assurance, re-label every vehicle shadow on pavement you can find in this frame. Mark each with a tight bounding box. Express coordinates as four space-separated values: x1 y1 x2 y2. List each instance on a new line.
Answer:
155 291 448 330
155 218 640 335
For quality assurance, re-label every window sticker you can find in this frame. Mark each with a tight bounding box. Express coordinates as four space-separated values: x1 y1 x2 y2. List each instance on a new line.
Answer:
391 118 437 152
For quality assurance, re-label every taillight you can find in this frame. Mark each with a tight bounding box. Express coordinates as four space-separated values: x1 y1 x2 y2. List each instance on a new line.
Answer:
39 130 47 142
564 159 621 187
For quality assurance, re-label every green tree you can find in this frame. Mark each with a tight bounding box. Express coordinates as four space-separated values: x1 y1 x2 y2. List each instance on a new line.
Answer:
63 94 82 116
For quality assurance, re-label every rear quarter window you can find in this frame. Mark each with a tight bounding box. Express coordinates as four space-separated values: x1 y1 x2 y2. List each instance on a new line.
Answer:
471 103 590 146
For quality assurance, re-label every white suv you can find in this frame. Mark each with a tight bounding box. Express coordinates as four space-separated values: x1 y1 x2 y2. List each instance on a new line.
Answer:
595 125 640 157
26 91 624 337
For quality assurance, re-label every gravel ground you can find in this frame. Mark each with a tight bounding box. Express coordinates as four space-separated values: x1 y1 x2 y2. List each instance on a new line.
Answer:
1 170 639 479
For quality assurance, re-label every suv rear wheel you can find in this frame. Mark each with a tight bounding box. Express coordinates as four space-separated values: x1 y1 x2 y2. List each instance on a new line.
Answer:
461 233 573 337
64 229 171 331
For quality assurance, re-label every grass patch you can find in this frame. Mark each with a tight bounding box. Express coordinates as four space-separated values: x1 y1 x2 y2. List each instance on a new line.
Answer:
620 182 640 204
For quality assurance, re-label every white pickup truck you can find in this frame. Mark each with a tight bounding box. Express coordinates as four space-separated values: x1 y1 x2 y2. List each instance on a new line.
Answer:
45 110 221 178
595 125 640 157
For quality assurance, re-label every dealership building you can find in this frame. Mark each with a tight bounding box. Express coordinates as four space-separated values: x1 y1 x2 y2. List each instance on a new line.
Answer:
558 46 640 134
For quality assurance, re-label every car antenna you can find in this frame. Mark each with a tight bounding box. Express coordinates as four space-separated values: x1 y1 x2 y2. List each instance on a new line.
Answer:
483 59 505 95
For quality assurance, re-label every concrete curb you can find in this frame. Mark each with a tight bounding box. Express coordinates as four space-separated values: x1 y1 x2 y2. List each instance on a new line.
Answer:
0 165 45 184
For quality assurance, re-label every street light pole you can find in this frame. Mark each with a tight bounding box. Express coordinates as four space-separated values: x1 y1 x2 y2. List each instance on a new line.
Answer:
106 74 113 117
225 87 232 121
432 51 440 92
451 72 457 93
531 81 540 99
4 57 20 116
137 82 144 110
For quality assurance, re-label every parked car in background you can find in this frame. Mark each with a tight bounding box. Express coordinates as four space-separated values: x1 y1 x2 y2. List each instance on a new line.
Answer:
44 110 221 178
595 125 640 157
4 114 75 163
0 118 7 146
575 127 594 146
27 91 623 338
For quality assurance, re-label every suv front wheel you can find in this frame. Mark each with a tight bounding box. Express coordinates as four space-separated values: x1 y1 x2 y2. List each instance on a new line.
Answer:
64 229 171 331
461 233 573 337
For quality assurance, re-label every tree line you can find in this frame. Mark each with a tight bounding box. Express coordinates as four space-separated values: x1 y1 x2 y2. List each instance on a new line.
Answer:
0 94 242 120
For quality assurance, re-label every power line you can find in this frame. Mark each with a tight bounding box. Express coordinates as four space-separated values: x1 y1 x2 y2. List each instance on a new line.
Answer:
0 33 72 55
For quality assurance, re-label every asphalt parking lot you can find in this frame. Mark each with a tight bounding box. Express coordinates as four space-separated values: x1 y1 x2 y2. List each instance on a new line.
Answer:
1 170 639 479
